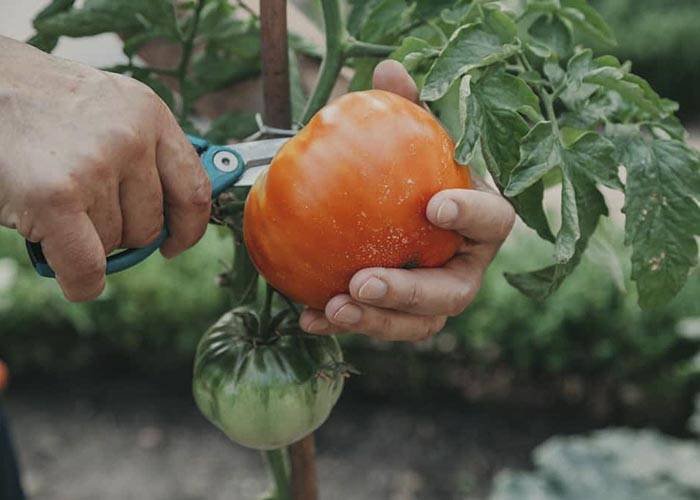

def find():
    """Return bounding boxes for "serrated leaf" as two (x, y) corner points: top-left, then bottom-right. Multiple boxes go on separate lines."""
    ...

(507, 121), (618, 262)
(613, 135), (700, 309)
(413, 0), (454, 21)
(421, 24), (519, 101)
(360, 0), (413, 44)
(506, 171), (606, 300)
(455, 70), (553, 242)
(506, 122), (560, 196)
(34, 0), (178, 38)
(390, 36), (439, 72)
(27, 0), (76, 51)
(347, 0), (381, 37)
(27, 32), (61, 53)
(527, 14), (573, 60)
(560, 0), (616, 46)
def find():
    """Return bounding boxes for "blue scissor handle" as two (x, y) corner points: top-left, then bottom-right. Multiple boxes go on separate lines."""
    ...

(27, 136), (244, 278)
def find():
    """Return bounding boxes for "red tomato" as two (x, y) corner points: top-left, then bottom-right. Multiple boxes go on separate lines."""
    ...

(244, 90), (471, 309)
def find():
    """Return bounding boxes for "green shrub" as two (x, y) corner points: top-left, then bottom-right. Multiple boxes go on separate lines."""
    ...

(0, 228), (231, 373)
(490, 428), (700, 500)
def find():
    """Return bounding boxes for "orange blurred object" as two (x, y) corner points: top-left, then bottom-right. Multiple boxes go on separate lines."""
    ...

(0, 360), (9, 392)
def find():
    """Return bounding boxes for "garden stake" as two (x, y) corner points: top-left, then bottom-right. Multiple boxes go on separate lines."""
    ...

(260, 1), (318, 499)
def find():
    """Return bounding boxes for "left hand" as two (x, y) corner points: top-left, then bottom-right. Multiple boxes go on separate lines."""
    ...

(299, 60), (516, 342)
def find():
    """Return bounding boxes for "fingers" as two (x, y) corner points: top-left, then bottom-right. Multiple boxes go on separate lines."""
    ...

(346, 257), (484, 316)
(86, 174), (122, 255)
(372, 60), (419, 104)
(304, 295), (447, 342)
(299, 308), (344, 336)
(119, 151), (164, 248)
(326, 295), (447, 342)
(154, 109), (211, 258)
(426, 189), (516, 244)
(40, 211), (107, 302)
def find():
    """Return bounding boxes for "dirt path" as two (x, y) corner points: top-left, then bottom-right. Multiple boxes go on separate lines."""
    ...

(4, 377), (595, 500)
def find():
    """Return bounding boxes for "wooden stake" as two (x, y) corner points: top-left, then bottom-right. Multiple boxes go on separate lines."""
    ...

(260, 0), (292, 129)
(260, 2), (318, 500)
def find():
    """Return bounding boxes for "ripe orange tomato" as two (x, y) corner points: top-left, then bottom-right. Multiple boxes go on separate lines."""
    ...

(244, 90), (471, 309)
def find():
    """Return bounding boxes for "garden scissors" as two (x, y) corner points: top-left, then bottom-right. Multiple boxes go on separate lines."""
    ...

(26, 135), (289, 278)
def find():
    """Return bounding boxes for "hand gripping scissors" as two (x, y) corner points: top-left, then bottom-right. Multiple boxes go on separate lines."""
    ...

(26, 135), (289, 278)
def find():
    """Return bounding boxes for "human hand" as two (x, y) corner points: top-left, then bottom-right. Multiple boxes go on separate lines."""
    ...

(299, 60), (515, 341)
(0, 37), (211, 301)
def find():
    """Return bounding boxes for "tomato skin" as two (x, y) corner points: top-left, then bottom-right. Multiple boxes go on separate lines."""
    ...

(193, 311), (344, 450)
(244, 90), (471, 309)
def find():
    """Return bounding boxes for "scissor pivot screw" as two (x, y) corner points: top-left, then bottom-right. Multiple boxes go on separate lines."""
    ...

(213, 150), (240, 173)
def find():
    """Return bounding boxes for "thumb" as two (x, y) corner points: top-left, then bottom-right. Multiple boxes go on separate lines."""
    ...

(372, 60), (419, 104)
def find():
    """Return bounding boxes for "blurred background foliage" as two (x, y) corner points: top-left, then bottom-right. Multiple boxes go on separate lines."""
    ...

(588, 0), (700, 120)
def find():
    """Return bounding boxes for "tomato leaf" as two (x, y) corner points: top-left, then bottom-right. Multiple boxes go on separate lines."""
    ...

(505, 172), (607, 300)
(612, 134), (700, 309)
(507, 121), (619, 262)
(33, 0), (178, 38)
(361, 0), (414, 44)
(347, 0), (382, 37)
(527, 14), (573, 60)
(560, 0), (617, 46)
(454, 70), (553, 242)
(421, 23), (520, 101)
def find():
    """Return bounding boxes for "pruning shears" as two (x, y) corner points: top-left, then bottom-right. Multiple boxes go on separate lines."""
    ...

(26, 135), (290, 278)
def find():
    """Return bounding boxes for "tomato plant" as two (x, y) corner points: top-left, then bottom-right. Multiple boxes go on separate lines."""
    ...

(28, 0), (699, 498)
(245, 89), (471, 309)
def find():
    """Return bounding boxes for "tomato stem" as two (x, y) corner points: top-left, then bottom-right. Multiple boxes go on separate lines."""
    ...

(259, 283), (275, 340)
(263, 448), (292, 500)
(300, 0), (346, 124)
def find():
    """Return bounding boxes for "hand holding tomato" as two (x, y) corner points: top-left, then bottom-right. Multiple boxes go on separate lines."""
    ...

(298, 61), (516, 342)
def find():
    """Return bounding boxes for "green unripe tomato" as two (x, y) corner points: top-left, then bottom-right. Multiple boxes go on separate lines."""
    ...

(193, 310), (345, 450)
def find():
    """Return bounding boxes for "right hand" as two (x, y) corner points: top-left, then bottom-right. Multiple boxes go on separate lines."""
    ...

(0, 36), (211, 301)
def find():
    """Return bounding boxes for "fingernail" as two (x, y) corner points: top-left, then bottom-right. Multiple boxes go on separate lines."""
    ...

(332, 303), (362, 325)
(436, 199), (458, 226)
(305, 318), (330, 332)
(358, 277), (388, 300)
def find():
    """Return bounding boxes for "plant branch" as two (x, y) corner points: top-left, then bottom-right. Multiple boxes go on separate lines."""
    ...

(263, 449), (292, 500)
(344, 39), (397, 58)
(518, 54), (560, 134)
(177, 0), (205, 120)
(300, 0), (346, 124)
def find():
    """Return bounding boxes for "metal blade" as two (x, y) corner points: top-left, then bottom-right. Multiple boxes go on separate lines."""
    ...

(234, 164), (269, 187)
(231, 137), (290, 168)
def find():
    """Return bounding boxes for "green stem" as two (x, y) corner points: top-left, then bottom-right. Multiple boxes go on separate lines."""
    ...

(177, 0), (205, 120)
(259, 283), (275, 340)
(263, 448), (292, 500)
(344, 39), (397, 58)
(300, 0), (346, 124)
(518, 54), (560, 135)
(228, 232), (258, 306)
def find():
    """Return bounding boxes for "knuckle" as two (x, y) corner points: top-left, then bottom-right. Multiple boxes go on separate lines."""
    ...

(30, 179), (80, 211)
(127, 223), (163, 248)
(188, 176), (213, 211)
(400, 281), (422, 310)
(372, 314), (394, 339)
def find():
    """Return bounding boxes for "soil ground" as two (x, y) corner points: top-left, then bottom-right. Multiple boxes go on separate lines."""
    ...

(4, 375), (596, 500)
